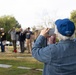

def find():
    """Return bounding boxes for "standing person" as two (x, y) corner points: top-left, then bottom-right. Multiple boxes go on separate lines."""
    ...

(17, 28), (25, 53)
(8, 27), (17, 53)
(0, 28), (6, 52)
(32, 18), (76, 75)
(34, 30), (40, 42)
(26, 27), (33, 53)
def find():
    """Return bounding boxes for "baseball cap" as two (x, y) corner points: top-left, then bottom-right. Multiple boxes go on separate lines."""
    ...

(55, 18), (75, 37)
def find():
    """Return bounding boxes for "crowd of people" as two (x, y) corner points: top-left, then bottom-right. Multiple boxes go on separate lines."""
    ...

(0, 27), (39, 53)
(0, 24), (58, 54)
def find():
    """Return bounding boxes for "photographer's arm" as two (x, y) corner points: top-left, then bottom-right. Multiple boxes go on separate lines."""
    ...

(32, 28), (55, 63)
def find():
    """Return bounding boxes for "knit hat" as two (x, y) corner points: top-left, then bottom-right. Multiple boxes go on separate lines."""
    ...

(55, 18), (75, 37)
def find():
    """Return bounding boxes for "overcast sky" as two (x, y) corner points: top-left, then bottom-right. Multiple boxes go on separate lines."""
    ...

(0, 0), (76, 29)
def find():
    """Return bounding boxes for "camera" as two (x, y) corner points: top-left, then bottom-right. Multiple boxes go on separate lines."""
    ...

(47, 28), (55, 36)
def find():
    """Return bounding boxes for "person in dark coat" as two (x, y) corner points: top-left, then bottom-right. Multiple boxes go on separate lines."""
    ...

(0, 28), (6, 52)
(17, 28), (26, 53)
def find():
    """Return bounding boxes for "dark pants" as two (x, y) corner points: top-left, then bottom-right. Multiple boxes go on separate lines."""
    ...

(20, 41), (24, 53)
(1, 41), (5, 52)
(12, 40), (16, 50)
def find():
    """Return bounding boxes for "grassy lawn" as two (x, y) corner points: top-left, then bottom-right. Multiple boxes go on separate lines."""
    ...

(0, 46), (43, 75)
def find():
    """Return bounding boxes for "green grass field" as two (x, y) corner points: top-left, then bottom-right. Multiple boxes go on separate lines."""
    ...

(0, 46), (43, 75)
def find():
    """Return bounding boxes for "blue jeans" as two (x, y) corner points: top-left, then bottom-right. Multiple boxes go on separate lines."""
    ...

(1, 41), (5, 52)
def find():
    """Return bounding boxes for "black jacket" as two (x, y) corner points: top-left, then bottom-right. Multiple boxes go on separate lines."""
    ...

(0, 32), (6, 41)
(16, 31), (25, 41)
